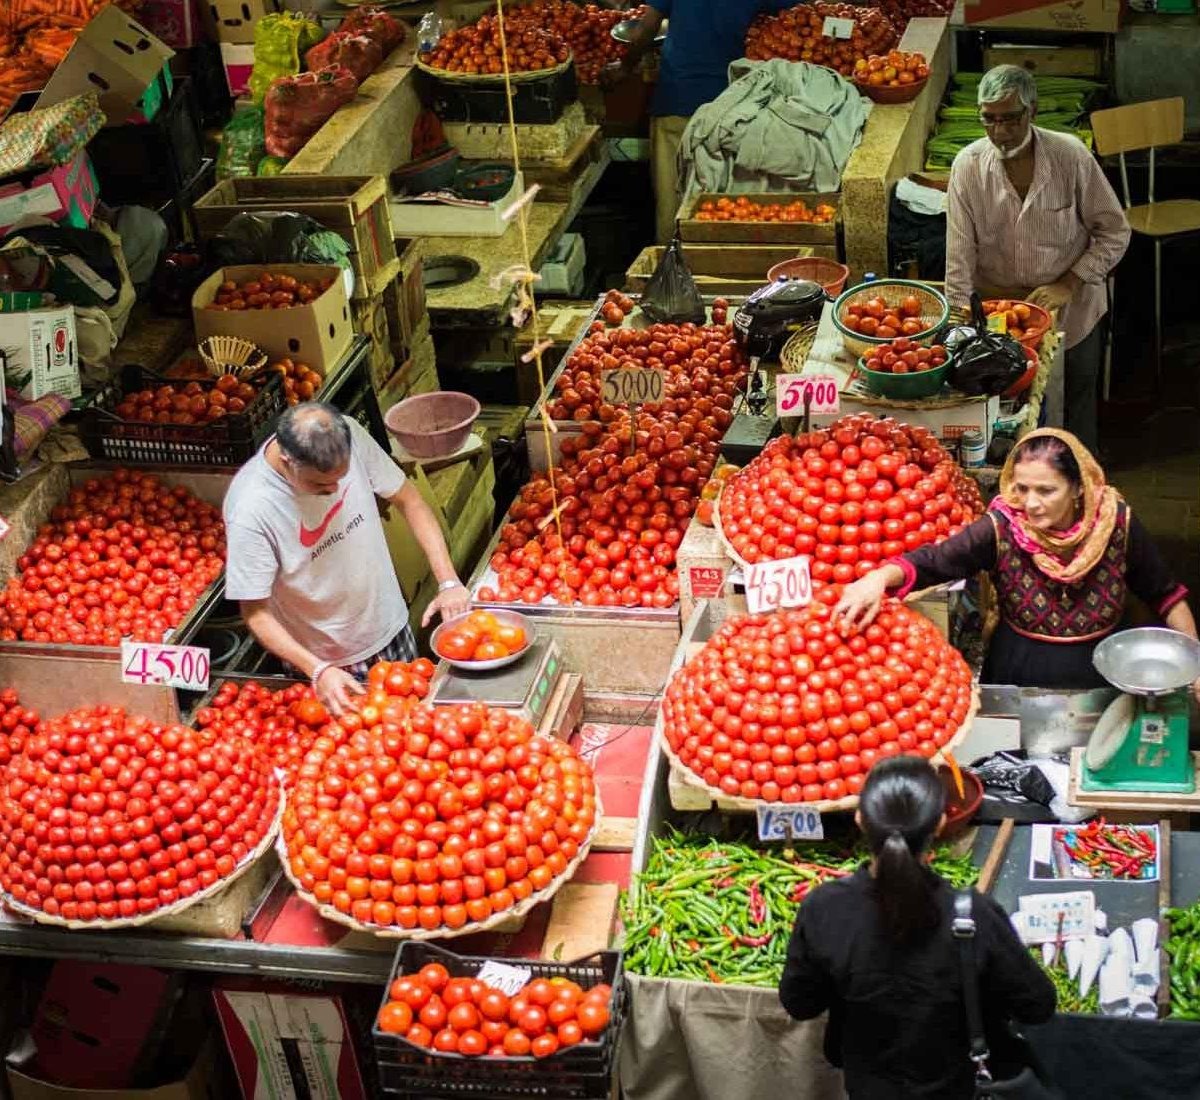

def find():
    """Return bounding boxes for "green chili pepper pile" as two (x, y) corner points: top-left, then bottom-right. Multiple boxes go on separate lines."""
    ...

(621, 828), (980, 986)
(1031, 949), (1099, 1015)
(1165, 899), (1200, 1019)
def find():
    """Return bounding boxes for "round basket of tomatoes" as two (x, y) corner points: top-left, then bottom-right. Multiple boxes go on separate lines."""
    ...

(374, 940), (623, 1079)
(856, 336), (952, 399)
(832, 280), (948, 359)
(853, 50), (929, 103)
(981, 299), (1052, 350)
(0, 706), (283, 929)
(278, 668), (601, 939)
(660, 599), (978, 809)
(433, 609), (534, 671)
(714, 414), (983, 574)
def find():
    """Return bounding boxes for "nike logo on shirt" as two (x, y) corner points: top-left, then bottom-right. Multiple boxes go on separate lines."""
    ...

(298, 486), (349, 548)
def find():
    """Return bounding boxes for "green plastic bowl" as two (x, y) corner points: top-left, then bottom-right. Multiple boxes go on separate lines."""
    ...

(856, 354), (953, 399)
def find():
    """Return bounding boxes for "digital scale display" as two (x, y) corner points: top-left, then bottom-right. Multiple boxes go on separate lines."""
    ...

(431, 637), (562, 727)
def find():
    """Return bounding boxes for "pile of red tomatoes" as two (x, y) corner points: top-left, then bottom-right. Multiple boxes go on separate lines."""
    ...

(0, 469), (226, 646)
(745, 2), (897, 76)
(378, 960), (613, 1058)
(504, 1), (645, 84)
(0, 705), (281, 922)
(718, 414), (983, 578)
(543, 320), (746, 425)
(419, 13), (569, 74)
(662, 601), (973, 804)
(0, 690), (41, 768)
(281, 663), (598, 934)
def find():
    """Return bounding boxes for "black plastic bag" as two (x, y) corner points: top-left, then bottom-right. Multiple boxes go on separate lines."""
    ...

(206, 211), (350, 268)
(640, 236), (705, 325)
(946, 293), (1028, 397)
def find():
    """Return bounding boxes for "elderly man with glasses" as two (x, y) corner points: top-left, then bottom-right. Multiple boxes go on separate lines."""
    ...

(945, 64), (1130, 451)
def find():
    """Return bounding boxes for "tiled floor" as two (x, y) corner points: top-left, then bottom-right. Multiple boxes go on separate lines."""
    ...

(1101, 323), (1200, 601)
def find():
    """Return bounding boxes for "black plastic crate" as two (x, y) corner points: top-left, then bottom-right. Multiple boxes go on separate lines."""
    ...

(373, 941), (624, 1099)
(413, 63), (577, 124)
(80, 365), (285, 467)
(89, 77), (205, 203)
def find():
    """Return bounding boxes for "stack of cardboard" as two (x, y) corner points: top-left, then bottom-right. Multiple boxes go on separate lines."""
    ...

(374, 238), (439, 412)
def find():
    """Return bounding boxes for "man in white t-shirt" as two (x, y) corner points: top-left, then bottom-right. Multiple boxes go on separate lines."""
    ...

(223, 402), (470, 714)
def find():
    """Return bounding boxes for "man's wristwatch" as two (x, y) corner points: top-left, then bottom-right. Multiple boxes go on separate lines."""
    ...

(438, 579), (466, 593)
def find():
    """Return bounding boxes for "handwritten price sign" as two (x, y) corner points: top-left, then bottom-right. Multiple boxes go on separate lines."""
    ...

(776, 374), (840, 417)
(601, 368), (665, 406)
(744, 554), (812, 615)
(121, 642), (210, 691)
(821, 15), (855, 37)
(1017, 891), (1095, 945)
(757, 805), (824, 842)
(475, 961), (532, 997)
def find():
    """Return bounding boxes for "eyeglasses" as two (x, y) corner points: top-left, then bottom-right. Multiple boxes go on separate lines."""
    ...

(979, 108), (1027, 128)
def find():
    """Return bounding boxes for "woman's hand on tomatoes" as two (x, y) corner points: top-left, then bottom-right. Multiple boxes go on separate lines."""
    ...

(834, 568), (891, 630)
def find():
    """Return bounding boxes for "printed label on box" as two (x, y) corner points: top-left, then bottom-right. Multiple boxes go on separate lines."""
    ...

(688, 565), (727, 600)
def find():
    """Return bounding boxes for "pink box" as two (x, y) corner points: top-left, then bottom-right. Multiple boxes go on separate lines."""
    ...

(139, 0), (201, 48)
(0, 151), (98, 236)
(220, 42), (255, 98)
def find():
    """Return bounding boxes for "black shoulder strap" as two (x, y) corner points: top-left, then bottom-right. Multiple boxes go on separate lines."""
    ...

(954, 891), (992, 1071)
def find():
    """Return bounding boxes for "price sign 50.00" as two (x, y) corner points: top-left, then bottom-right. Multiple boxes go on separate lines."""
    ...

(601, 367), (665, 406)
(776, 373), (840, 417)
(744, 554), (813, 616)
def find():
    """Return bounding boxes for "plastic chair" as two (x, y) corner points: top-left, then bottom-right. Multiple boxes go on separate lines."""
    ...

(1090, 97), (1200, 386)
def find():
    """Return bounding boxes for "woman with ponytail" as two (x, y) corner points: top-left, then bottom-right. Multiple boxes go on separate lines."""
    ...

(779, 757), (1055, 1098)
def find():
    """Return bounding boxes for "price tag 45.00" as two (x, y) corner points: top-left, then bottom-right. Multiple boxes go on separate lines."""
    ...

(121, 642), (211, 691)
(776, 374), (840, 418)
(744, 554), (812, 616)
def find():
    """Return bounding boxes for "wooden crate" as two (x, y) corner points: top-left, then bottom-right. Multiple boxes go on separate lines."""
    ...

(191, 175), (400, 300)
(982, 43), (1103, 78)
(350, 293), (395, 391)
(677, 191), (841, 247)
(521, 126), (604, 203)
(442, 101), (587, 162)
(625, 243), (829, 297)
(392, 237), (427, 350)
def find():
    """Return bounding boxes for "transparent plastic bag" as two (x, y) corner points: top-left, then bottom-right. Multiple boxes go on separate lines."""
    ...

(207, 212), (351, 270)
(640, 236), (705, 325)
(216, 108), (267, 180)
(417, 11), (444, 54)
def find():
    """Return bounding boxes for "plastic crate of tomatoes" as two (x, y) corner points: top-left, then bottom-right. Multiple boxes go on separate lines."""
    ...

(372, 941), (625, 1099)
(80, 364), (286, 468)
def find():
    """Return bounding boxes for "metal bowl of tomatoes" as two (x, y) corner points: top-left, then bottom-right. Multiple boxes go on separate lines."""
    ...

(432, 608), (536, 672)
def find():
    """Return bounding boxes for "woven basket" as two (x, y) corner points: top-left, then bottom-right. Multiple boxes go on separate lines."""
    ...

(198, 335), (268, 378)
(831, 280), (948, 359)
(778, 323), (821, 374)
(415, 55), (572, 85)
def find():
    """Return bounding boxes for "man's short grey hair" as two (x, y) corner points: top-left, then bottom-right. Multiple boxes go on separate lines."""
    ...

(977, 64), (1037, 111)
(275, 402), (352, 472)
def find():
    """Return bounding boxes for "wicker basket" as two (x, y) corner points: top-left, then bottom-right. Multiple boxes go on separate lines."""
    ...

(198, 335), (267, 378)
(832, 279), (948, 359)
(415, 55), (572, 85)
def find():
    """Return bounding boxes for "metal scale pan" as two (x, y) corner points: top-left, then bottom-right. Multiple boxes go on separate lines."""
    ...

(1093, 627), (1200, 697)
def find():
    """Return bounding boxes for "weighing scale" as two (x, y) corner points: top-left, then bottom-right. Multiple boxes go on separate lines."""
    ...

(1081, 628), (1200, 794)
(430, 636), (563, 726)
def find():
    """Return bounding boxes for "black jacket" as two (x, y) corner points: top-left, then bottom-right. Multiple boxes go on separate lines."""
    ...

(779, 868), (1056, 1099)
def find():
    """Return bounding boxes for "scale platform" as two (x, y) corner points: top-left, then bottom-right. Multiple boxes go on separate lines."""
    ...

(430, 637), (562, 727)
(1070, 748), (1200, 814)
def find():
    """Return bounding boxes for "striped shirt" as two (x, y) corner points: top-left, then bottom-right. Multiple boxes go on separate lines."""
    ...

(945, 127), (1130, 350)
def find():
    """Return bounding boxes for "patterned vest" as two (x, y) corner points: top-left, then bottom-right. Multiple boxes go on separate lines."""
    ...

(994, 504), (1128, 643)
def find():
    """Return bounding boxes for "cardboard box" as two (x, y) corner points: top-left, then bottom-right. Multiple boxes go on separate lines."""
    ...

(28, 963), (182, 1090)
(212, 986), (366, 1100)
(0, 306), (80, 400)
(192, 265), (353, 373)
(219, 42), (255, 98)
(7, 1039), (214, 1100)
(830, 392), (1002, 449)
(35, 7), (174, 127)
(205, 0), (282, 43)
(127, 67), (174, 124)
(0, 151), (98, 236)
(958, 0), (1121, 32)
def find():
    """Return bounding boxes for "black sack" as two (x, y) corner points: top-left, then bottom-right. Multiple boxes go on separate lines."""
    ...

(640, 236), (705, 325)
(947, 293), (1028, 397)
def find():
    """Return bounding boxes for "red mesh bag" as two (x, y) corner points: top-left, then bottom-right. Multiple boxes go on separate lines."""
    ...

(263, 65), (358, 158)
(338, 6), (405, 54)
(304, 31), (383, 87)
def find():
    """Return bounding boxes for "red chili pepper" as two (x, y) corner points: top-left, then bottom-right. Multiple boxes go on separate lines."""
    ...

(737, 932), (773, 948)
(748, 881), (767, 926)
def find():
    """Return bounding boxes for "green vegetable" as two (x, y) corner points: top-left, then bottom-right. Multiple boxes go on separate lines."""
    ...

(621, 828), (980, 987)
(1033, 949), (1099, 1015)
(1166, 900), (1200, 1019)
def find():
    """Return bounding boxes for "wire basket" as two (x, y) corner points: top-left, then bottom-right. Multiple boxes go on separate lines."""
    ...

(198, 334), (268, 377)
(831, 280), (948, 359)
(373, 940), (625, 1099)
(80, 366), (285, 467)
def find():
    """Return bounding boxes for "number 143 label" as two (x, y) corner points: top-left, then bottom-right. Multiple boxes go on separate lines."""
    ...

(121, 642), (211, 691)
